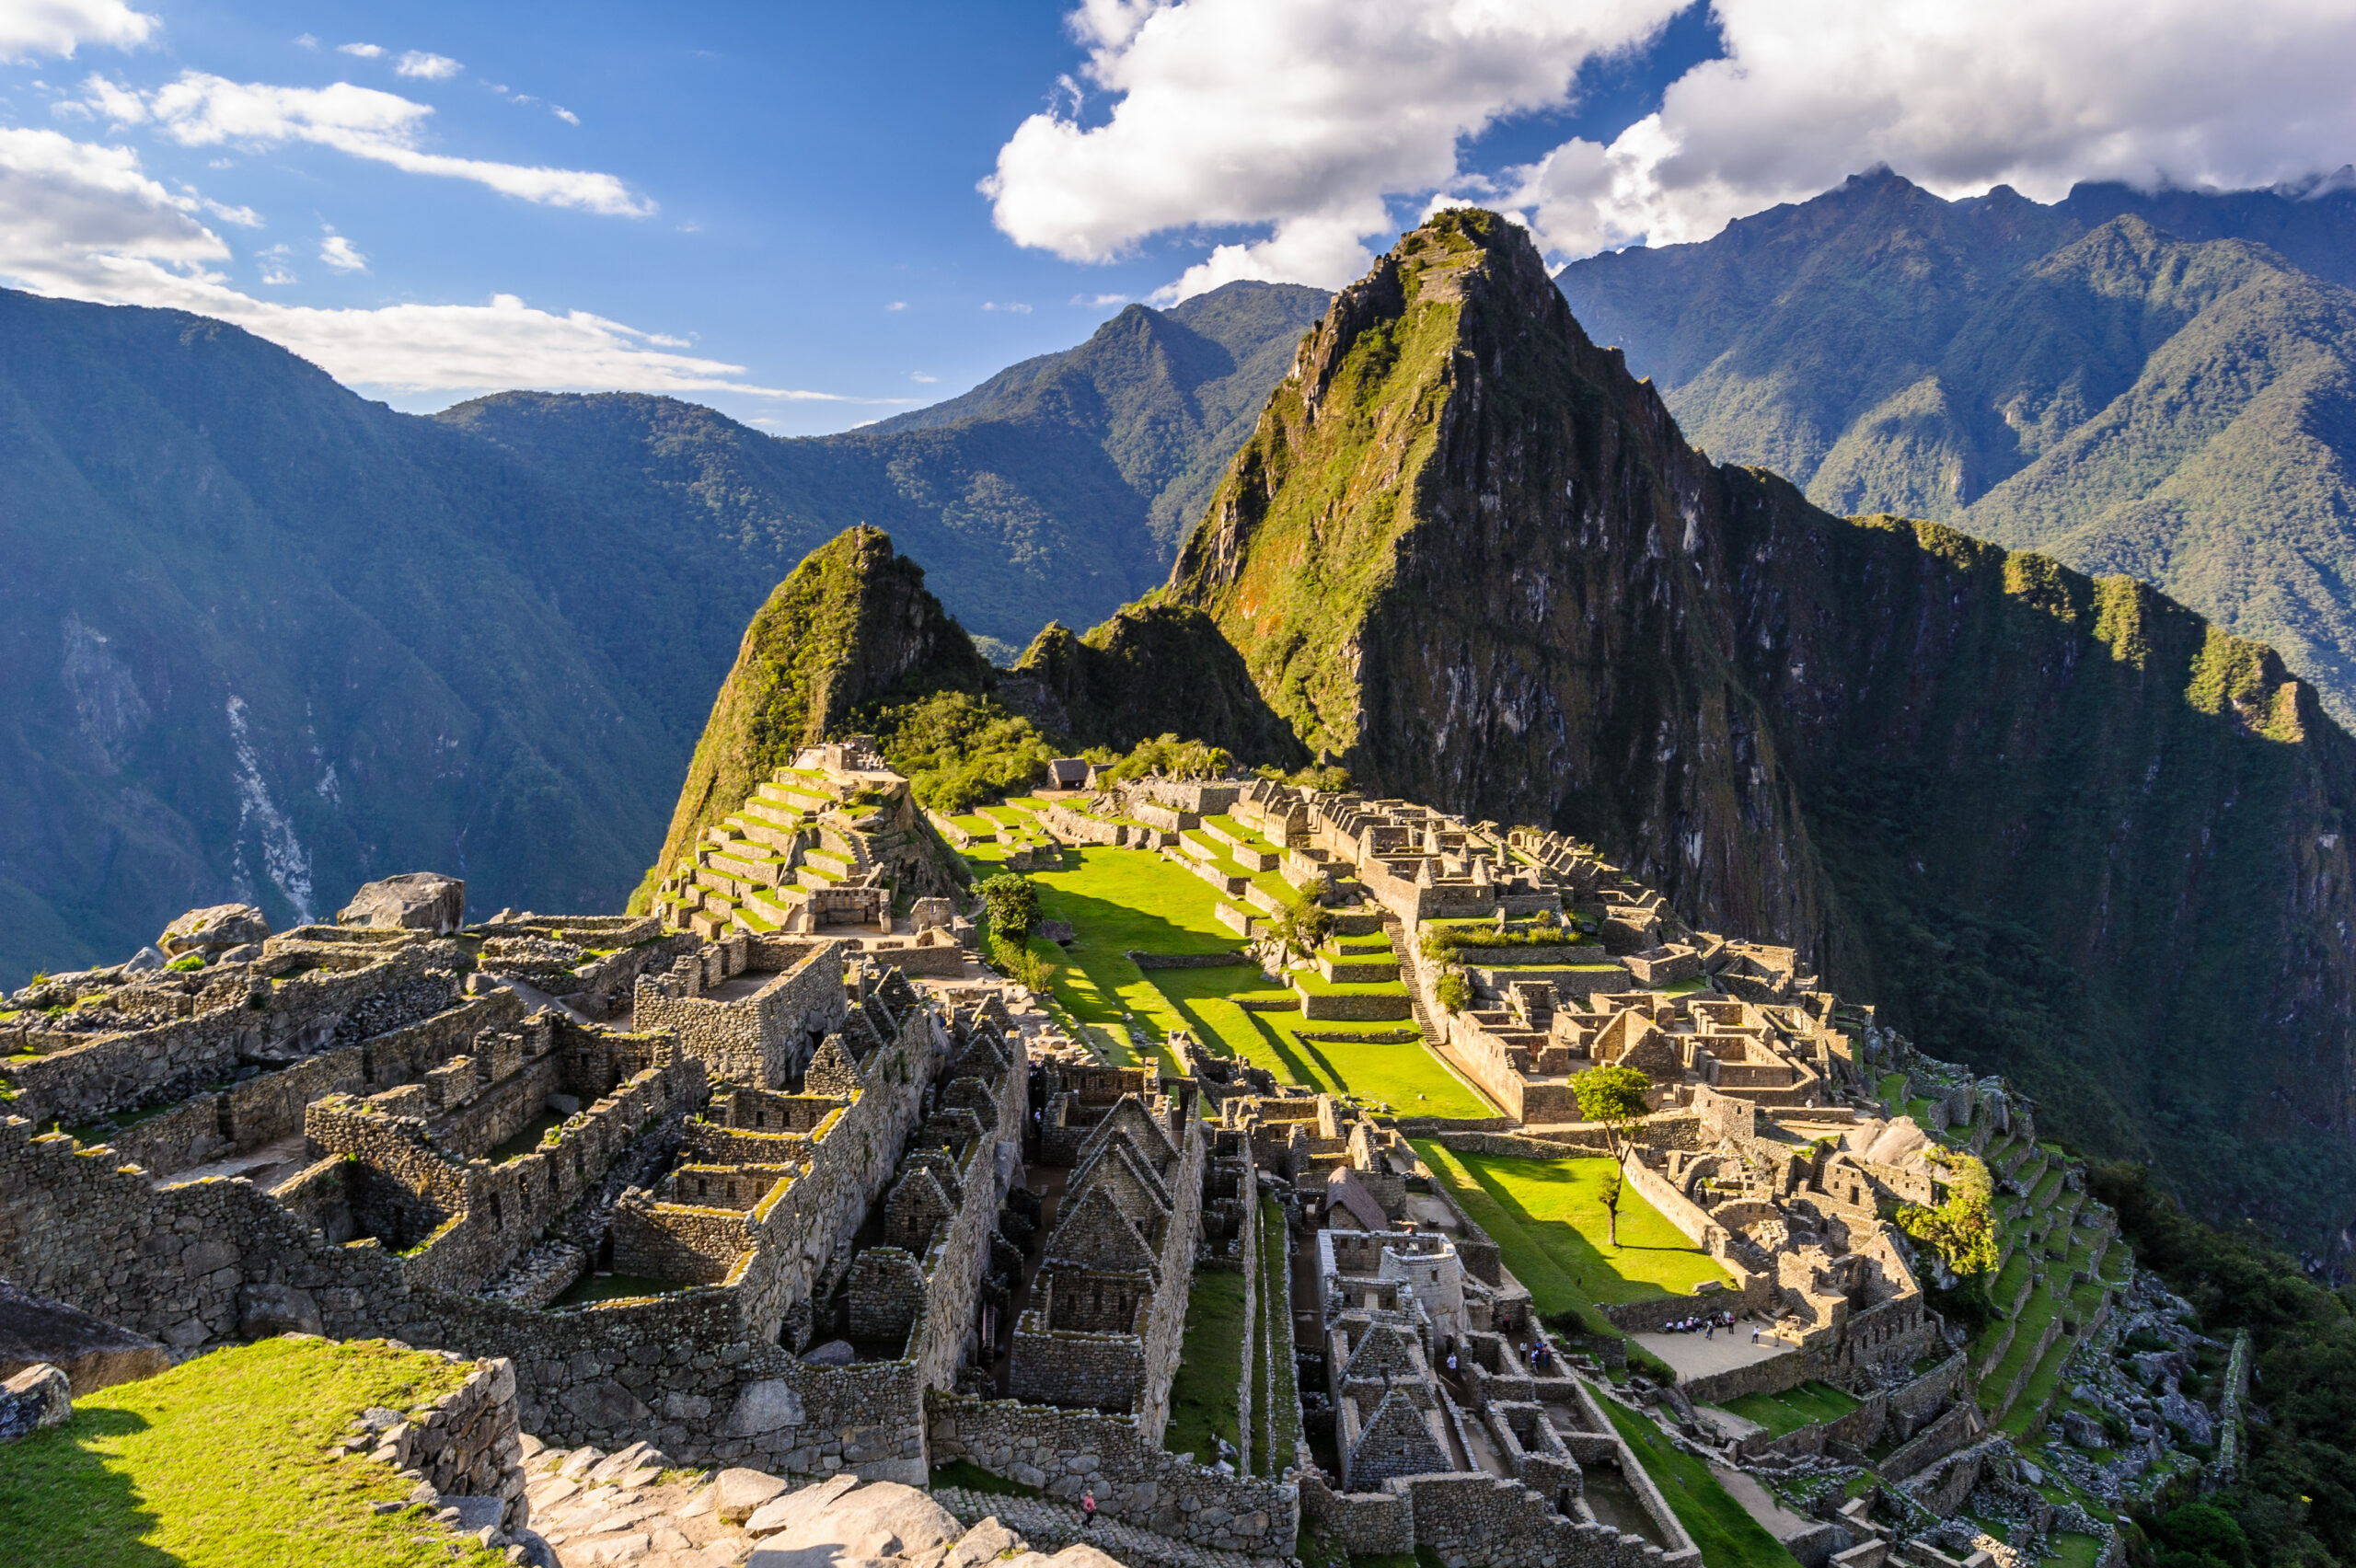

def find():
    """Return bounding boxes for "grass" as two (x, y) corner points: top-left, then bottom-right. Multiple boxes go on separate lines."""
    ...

(0, 1336), (506, 1568)
(1717, 1381), (1860, 1437)
(485, 1109), (564, 1163)
(1165, 1268), (1248, 1466)
(1151, 964), (1491, 1115)
(968, 839), (1491, 1112)
(1255, 1195), (1300, 1477)
(551, 1272), (691, 1307)
(1603, 1398), (1804, 1568)
(1415, 1142), (1733, 1306)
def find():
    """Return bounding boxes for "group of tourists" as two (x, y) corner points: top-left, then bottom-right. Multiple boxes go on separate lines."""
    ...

(1664, 1310), (1745, 1340)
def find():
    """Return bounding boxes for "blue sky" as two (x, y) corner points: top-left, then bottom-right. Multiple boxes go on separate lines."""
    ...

(1, 0), (2346, 434)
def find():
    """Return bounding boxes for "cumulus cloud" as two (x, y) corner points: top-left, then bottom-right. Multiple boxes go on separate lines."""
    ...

(0, 0), (154, 61)
(0, 125), (835, 398)
(86, 70), (654, 214)
(318, 229), (365, 271)
(991, 0), (2356, 295)
(335, 41), (382, 59)
(395, 51), (461, 81)
(984, 0), (1686, 294)
(1507, 0), (2356, 255)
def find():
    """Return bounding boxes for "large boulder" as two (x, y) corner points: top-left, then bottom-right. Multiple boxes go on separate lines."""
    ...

(159, 903), (271, 958)
(338, 873), (465, 934)
(746, 1480), (962, 1558)
(0, 1364), (70, 1441)
(237, 1283), (324, 1340)
(0, 1281), (170, 1394)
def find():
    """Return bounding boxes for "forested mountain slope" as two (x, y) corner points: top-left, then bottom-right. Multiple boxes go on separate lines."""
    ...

(1558, 169), (2356, 721)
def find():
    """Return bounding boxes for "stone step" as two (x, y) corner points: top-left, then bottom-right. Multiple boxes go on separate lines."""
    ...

(929, 1486), (1287, 1568)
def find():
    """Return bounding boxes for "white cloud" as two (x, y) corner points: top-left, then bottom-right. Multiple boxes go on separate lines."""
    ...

(336, 42), (382, 59)
(1508, 0), (2356, 255)
(98, 70), (654, 214)
(980, 300), (1032, 313)
(909, 371), (937, 382)
(984, 0), (1687, 295)
(395, 51), (461, 81)
(884, 300), (907, 310)
(318, 229), (365, 271)
(294, 33), (317, 50)
(991, 0), (2356, 295)
(77, 70), (146, 122)
(0, 124), (839, 399)
(551, 106), (578, 125)
(0, 0), (155, 62)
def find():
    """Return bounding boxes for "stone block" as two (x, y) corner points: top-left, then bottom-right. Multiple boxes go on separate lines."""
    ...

(0, 1281), (171, 1394)
(339, 872), (466, 934)
(0, 1364), (71, 1441)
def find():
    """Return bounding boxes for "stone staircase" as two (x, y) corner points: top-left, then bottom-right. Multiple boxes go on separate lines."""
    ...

(929, 1487), (1288, 1568)
(651, 767), (897, 939)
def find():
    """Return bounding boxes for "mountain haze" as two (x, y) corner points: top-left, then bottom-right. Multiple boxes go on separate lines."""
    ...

(0, 282), (1322, 980)
(1559, 168), (2356, 721)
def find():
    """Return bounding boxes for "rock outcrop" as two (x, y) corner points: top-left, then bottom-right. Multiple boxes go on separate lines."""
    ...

(339, 873), (466, 934)
(0, 1281), (170, 1394)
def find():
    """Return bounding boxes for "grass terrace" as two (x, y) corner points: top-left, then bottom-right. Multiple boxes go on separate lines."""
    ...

(1415, 1143), (1732, 1309)
(1603, 1399), (1803, 1568)
(1715, 1381), (1860, 1437)
(0, 1336), (507, 1568)
(1253, 1194), (1301, 1477)
(1164, 1267), (1248, 1466)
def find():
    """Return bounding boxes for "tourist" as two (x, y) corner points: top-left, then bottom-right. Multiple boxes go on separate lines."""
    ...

(1081, 1489), (1097, 1530)
(1750, 1325), (1761, 1345)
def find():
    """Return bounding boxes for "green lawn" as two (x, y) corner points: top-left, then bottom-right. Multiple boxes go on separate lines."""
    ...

(1165, 1268), (1248, 1466)
(1716, 1381), (1860, 1436)
(1149, 964), (1492, 1115)
(1602, 1399), (1803, 1568)
(1415, 1142), (1732, 1307)
(968, 840), (1491, 1111)
(0, 1337), (507, 1568)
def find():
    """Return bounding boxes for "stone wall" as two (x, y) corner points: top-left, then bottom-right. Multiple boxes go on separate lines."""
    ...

(4, 944), (463, 1124)
(366, 1346), (532, 1532)
(631, 938), (846, 1090)
(926, 1389), (1297, 1556)
(1380, 1470), (1701, 1568)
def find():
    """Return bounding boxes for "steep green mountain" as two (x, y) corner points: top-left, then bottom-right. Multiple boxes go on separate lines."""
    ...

(1118, 209), (2356, 1242)
(640, 525), (989, 903)
(0, 282), (1322, 982)
(1557, 169), (2356, 721)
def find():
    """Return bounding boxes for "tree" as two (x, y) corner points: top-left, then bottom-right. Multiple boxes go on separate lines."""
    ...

(1573, 1065), (1653, 1246)
(1272, 883), (1333, 962)
(976, 873), (1039, 941)
(1896, 1150), (1999, 1281)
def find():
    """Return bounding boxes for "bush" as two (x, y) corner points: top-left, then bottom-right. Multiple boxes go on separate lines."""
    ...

(1273, 886), (1333, 960)
(976, 873), (1039, 941)
(164, 952), (205, 973)
(1419, 925), (1580, 961)
(1896, 1150), (1998, 1279)
(1434, 969), (1472, 1012)
(987, 934), (1054, 993)
(1099, 732), (1231, 783)
(863, 690), (1054, 814)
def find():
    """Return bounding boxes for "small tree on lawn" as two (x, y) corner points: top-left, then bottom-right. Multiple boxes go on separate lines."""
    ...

(1273, 882), (1333, 963)
(976, 873), (1039, 943)
(1574, 1064), (1653, 1247)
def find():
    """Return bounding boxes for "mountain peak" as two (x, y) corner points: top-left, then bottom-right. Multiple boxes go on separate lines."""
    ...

(633, 525), (987, 906)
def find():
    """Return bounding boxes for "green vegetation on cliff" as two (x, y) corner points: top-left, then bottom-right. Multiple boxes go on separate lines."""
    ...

(1559, 169), (2356, 723)
(636, 526), (987, 905)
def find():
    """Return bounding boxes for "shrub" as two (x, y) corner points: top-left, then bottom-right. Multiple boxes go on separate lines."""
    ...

(1099, 732), (1231, 783)
(976, 874), (1039, 941)
(862, 690), (1054, 814)
(1272, 886), (1333, 961)
(1896, 1150), (1998, 1280)
(165, 952), (205, 973)
(1419, 925), (1579, 961)
(1434, 969), (1472, 1012)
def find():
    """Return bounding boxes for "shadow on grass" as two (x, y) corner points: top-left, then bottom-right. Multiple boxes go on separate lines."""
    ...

(1457, 1157), (1692, 1306)
(0, 1406), (179, 1568)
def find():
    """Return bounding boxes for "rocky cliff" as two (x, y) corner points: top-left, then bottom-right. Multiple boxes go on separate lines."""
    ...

(636, 527), (988, 906)
(1158, 211), (2356, 1239)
